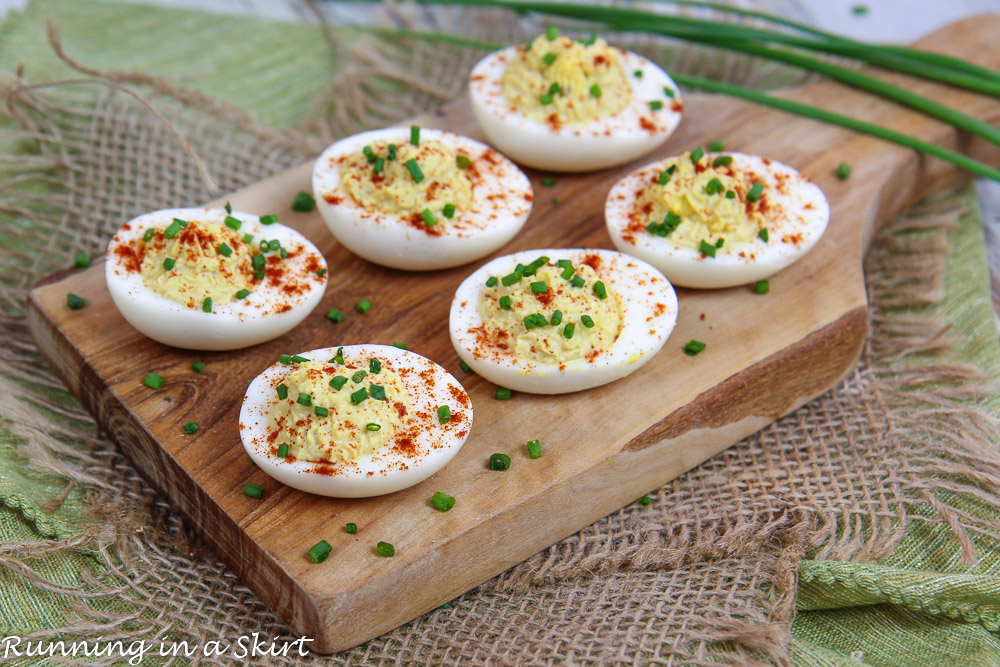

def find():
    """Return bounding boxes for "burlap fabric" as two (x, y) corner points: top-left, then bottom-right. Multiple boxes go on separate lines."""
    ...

(3, 2), (1000, 665)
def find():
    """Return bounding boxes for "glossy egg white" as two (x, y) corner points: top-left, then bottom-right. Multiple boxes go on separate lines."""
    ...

(605, 152), (830, 288)
(239, 345), (473, 498)
(105, 207), (327, 350)
(312, 127), (533, 271)
(468, 45), (682, 172)
(449, 249), (678, 394)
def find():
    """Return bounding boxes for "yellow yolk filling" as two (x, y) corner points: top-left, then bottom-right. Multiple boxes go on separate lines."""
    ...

(267, 360), (411, 464)
(478, 261), (623, 364)
(501, 34), (631, 125)
(140, 220), (255, 307)
(339, 140), (473, 221)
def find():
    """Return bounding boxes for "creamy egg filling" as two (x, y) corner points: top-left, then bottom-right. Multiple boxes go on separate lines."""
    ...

(637, 151), (766, 251)
(339, 139), (473, 224)
(267, 359), (412, 464)
(139, 219), (255, 307)
(501, 33), (631, 126)
(478, 258), (623, 364)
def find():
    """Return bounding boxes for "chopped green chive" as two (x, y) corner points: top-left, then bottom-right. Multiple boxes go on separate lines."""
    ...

(705, 178), (725, 195)
(351, 388), (368, 405)
(459, 360), (472, 373)
(142, 229), (156, 243)
(363, 145), (376, 163)
(405, 159), (424, 183)
(224, 215), (242, 230)
(297, 392), (312, 407)
(634, 69), (643, 78)
(410, 125), (420, 146)
(523, 313), (547, 330)
(590, 83), (602, 98)
(387, 144), (397, 161)
(242, 233), (254, 244)
(366, 423), (381, 431)
(431, 491), (456, 512)
(182, 422), (199, 434)
(663, 87), (675, 98)
(754, 280), (771, 294)
(244, 483), (264, 499)
(581, 315), (595, 328)
(456, 155), (472, 169)
(546, 26), (558, 40)
(746, 182), (765, 203)
(726, 190), (737, 199)
(530, 281), (547, 294)
(352, 370), (367, 383)
(164, 221), (183, 239)
(437, 405), (451, 424)
(489, 453), (511, 471)
(290, 355), (309, 364)
(501, 271), (522, 286)
(541, 177), (556, 187)
(556, 259), (573, 269)
(550, 310), (563, 326)
(235, 288), (250, 299)
(278, 444), (289, 458)
(759, 228), (770, 242)
(224, 201), (232, 215)
(658, 169), (672, 186)
(329, 376), (348, 391)
(202, 297), (213, 312)
(356, 299), (371, 314)
(308, 540), (332, 563)
(443, 203), (456, 219)
(370, 384), (387, 400)
(713, 156), (733, 168)
(649, 100), (663, 111)
(217, 243), (233, 257)
(292, 191), (316, 212)
(852, 4), (868, 16)
(699, 240), (717, 257)
(543, 52), (557, 66)
(346, 523), (358, 534)
(499, 295), (512, 310)
(276, 384), (288, 400)
(526, 439), (542, 459)
(684, 340), (707, 356)
(373, 157), (385, 174)
(715, 238), (725, 248)
(690, 146), (705, 163)
(279, 354), (293, 365)
(73, 251), (90, 268)
(570, 275), (586, 288)
(190, 361), (205, 373)
(369, 358), (381, 374)
(593, 281), (607, 299)
(326, 308), (344, 323)
(495, 387), (512, 400)
(548, 82), (561, 96)
(162, 257), (176, 271)
(540, 93), (553, 105)
(708, 140), (726, 152)
(421, 208), (437, 227)
(391, 342), (407, 350)
(376, 541), (395, 557)
(333, 347), (345, 364)
(247, 454), (255, 467)
(836, 162), (853, 180)
(485, 276), (498, 287)
(253, 253), (266, 268)
(314, 406), (329, 417)
(639, 495), (652, 506)
(560, 265), (575, 280)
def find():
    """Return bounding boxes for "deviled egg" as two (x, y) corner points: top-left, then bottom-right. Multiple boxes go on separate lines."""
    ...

(469, 30), (683, 172)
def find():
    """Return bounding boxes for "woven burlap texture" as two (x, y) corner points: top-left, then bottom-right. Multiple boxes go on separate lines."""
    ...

(3, 15), (1000, 667)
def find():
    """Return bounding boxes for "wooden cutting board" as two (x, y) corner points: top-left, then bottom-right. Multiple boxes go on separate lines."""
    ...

(25, 17), (1000, 653)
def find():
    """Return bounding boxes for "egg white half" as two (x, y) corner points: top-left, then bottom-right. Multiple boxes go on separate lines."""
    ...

(239, 345), (472, 498)
(605, 152), (830, 288)
(468, 46), (683, 172)
(312, 127), (533, 271)
(449, 249), (678, 394)
(105, 207), (327, 350)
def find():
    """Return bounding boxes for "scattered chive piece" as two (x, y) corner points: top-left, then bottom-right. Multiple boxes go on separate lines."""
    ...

(726, 190), (737, 199)
(297, 392), (312, 407)
(590, 83), (602, 98)
(373, 157), (385, 174)
(560, 265), (575, 280)
(634, 69), (643, 78)
(392, 342), (408, 350)
(499, 295), (512, 310)
(182, 422), (199, 434)
(548, 82), (560, 96)
(523, 313), (547, 330)
(684, 340), (707, 356)
(759, 228), (770, 242)
(495, 387), (512, 400)
(541, 177), (556, 188)
(325, 308), (344, 323)
(699, 240), (717, 258)
(852, 4), (868, 15)
(279, 354), (293, 365)
(253, 253), (266, 268)
(164, 221), (183, 239)
(663, 87), (675, 98)
(316, 269), (327, 278)
(280, 248), (287, 259)
(639, 495), (652, 506)
(540, 93), (553, 105)
(163, 257), (176, 271)
(581, 315), (595, 328)
(746, 182), (765, 203)
(530, 281), (548, 294)
(556, 259), (572, 269)
(190, 361), (205, 373)
(224, 215), (242, 230)
(443, 203), (456, 219)
(501, 271), (522, 286)
(224, 201), (233, 215)
(217, 242), (233, 257)
(485, 276), (498, 287)
(658, 169), (672, 186)
(351, 387), (368, 405)
(543, 52), (557, 66)
(437, 405), (451, 424)
(716, 238), (725, 248)
(570, 275), (585, 288)
(333, 347), (345, 364)
(346, 523), (358, 534)
(405, 158), (424, 183)
(142, 229), (156, 243)
(308, 540), (332, 563)
(836, 162), (853, 180)
(593, 281), (607, 299)
(387, 144), (397, 161)
(314, 406), (329, 417)
(459, 360), (472, 373)
(546, 26), (558, 40)
(366, 423), (381, 432)
(246, 454), (256, 466)
(754, 279), (771, 294)
(649, 100), (663, 111)
(202, 297), (212, 313)
(244, 483), (264, 499)
(563, 322), (576, 339)
(550, 310), (563, 326)
(292, 191), (316, 212)
(370, 384), (387, 400)
(277, 384), (288, 400)
(431, 491), (456, 512)
(709, 140), (726, 152)
(330, 376), (348, 391)
(369, 358), (382, 374)
(713, 156), (733, 168)
(356, 298), (372, 314)
(526, 439), (542, 459)
(352, 370), (367, 383)
(290, 355), (309, 363)
(410, 125), (420, 146)
(690, 146), (705, 163)
(235, 289), (250, 299)
(421, 208), (437, 227)
(363, 145), (376, 163)
(376, 542), (395, 557)
(278, 444), (289, 458)
(456, 155), (472, 169)
(242, 233), (254, 244)
(488, 453), (511, 471)
(73, 252), (90, 268)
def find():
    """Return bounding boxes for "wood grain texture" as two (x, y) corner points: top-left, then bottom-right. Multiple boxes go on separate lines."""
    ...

(25, 17), (1000, 652)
